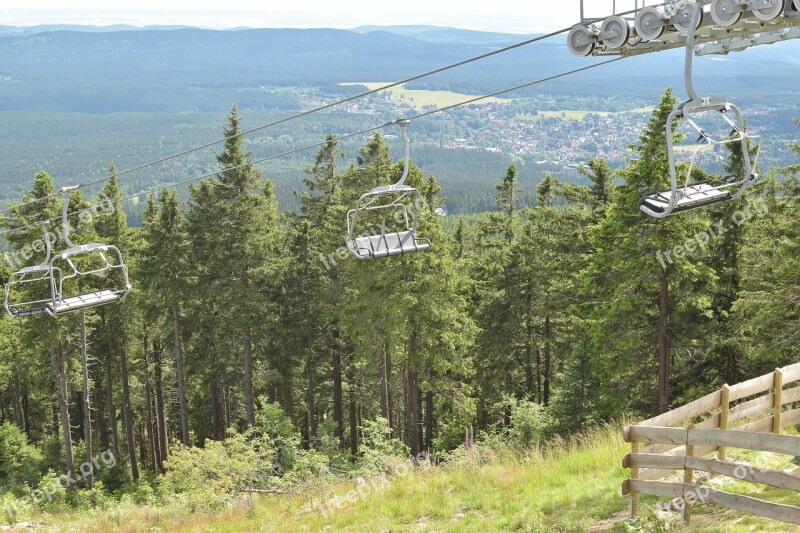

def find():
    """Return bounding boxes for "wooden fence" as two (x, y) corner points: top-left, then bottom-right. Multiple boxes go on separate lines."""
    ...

(622, 362), (800, 525)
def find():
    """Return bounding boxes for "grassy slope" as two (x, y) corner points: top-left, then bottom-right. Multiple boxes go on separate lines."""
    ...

(169, 428), (628, 532)
(25, 426), (800, 532)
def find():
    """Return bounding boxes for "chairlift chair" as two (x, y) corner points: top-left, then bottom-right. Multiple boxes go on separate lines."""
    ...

(46, 187), (131, 315)
(4, 223), (55, 318)
(345, 120), (432, 259)
(638, 1), (761, 218)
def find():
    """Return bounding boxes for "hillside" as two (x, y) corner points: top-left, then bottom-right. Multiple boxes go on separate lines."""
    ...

(12, 426), (799, 532)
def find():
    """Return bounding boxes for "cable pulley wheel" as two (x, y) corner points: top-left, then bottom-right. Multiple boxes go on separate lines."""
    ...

(710, 0), (743, 27)
(567, 25), (595, 56)
(752, 0), (785, 21)
(600, 16), (630, 49)
(673, 4), (704, 33)
(635, 7), (667, 41)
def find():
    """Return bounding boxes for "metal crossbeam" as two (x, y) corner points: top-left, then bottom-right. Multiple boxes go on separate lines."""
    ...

(571, 0), (800, 57)
(695, 25), (800, 53)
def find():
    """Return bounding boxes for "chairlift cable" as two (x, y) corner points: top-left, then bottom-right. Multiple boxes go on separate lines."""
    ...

(0, 57), (628, 237)
(407, 58), (623, 121)
(0, 3), (662, 218)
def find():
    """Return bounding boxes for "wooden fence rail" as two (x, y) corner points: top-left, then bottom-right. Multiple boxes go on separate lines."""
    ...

(622, 363), (800, 525)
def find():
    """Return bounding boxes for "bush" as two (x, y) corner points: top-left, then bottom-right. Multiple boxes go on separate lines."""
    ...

(358, 417), (409, 474)
(33, 470), (68, 513)
(508, 400), (550, 449)
(159, 430), (276, 511)
(67, 480), (110, 511)
(254, 399), (301, 475)
(1, 492), (32, 525)
(0, 423), (42, 489)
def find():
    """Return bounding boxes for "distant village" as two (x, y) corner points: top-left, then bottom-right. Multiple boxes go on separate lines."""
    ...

(298, 87), (792, 174)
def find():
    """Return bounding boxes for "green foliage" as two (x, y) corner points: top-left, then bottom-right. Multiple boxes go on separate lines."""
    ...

(358, 417), (409, 473)
(0, 423), (42, 490)
(1, 92), (798, 532)
(507, 400), (550, 449)
(160, 431), (276, 510)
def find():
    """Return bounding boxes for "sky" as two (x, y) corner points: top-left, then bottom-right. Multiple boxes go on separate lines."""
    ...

(0, 1), (651, 33)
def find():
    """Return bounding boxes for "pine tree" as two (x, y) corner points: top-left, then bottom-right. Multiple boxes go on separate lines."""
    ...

(586, 88), (716, 415)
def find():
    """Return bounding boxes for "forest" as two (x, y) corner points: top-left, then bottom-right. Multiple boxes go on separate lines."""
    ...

(0, 88), (797, 523)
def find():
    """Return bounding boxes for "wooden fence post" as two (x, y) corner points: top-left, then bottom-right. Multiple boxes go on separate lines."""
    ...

(683, 424), (695, 525)
(630, 440), (640, 517)
(719, 384), (730, 461)
(773, 368), (783, 435)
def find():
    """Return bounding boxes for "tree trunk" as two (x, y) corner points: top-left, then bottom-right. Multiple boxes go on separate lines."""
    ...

(172, 304), (190, 445)
(243, 330), (255, 428)
(535, 347), (542, 404)
(332, 339), (344, 447)
(212, 372), (225, 441)
(378, 341), (389, 421)
(385, 343), (393, 436)
(543, 316), (552, 407)
(658, 270), (670, 414)
(95, 371), (109, 452)
(524, 295), (535, 400)
(349, 387), (358, 456)
(104, 344), (120, 461)
(73, 390), (84, 446)
(80, 311), (93, 489)
(406, 368), (420, 457)
(21, 387), (30, 437)
(524, 344), (535, 401)
(154, 340), (169, 464)
(143, 332), (159, 473)
(120, 347), (139, 481)
(305, 327), (317, 448)
(424, 389), (434, 452)
(137, 422), (147, 469)
(51, 320), (75, 490)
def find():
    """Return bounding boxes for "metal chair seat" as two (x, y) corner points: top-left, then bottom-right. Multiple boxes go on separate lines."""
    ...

(638, 182), (733, 215)
(348, 230), (432, 259)
(345, 119), (432, 259)
(45, 289), (122, 316)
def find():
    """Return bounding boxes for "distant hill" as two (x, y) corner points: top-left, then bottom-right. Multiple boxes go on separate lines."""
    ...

(1, 25), (797, 111)
(0, 24), (195, 35)
(0, 23), (797, 214)
(352, 25), (533, 45)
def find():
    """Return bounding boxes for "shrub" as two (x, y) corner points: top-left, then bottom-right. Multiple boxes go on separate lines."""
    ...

(160, 430), (276, 511)
(33, 470), (68, 513)
(508, 400), (550, 449)
(358, 417), (409, 474)
(1, 492), (32, 525)
(254, 399), (301, 475)
(0, 423), (42, 489)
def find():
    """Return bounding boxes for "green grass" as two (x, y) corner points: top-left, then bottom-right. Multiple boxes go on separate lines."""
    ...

(116, 426), (630, 532)
(342, 82), (508, 109)
(16, 426), (800, 532)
